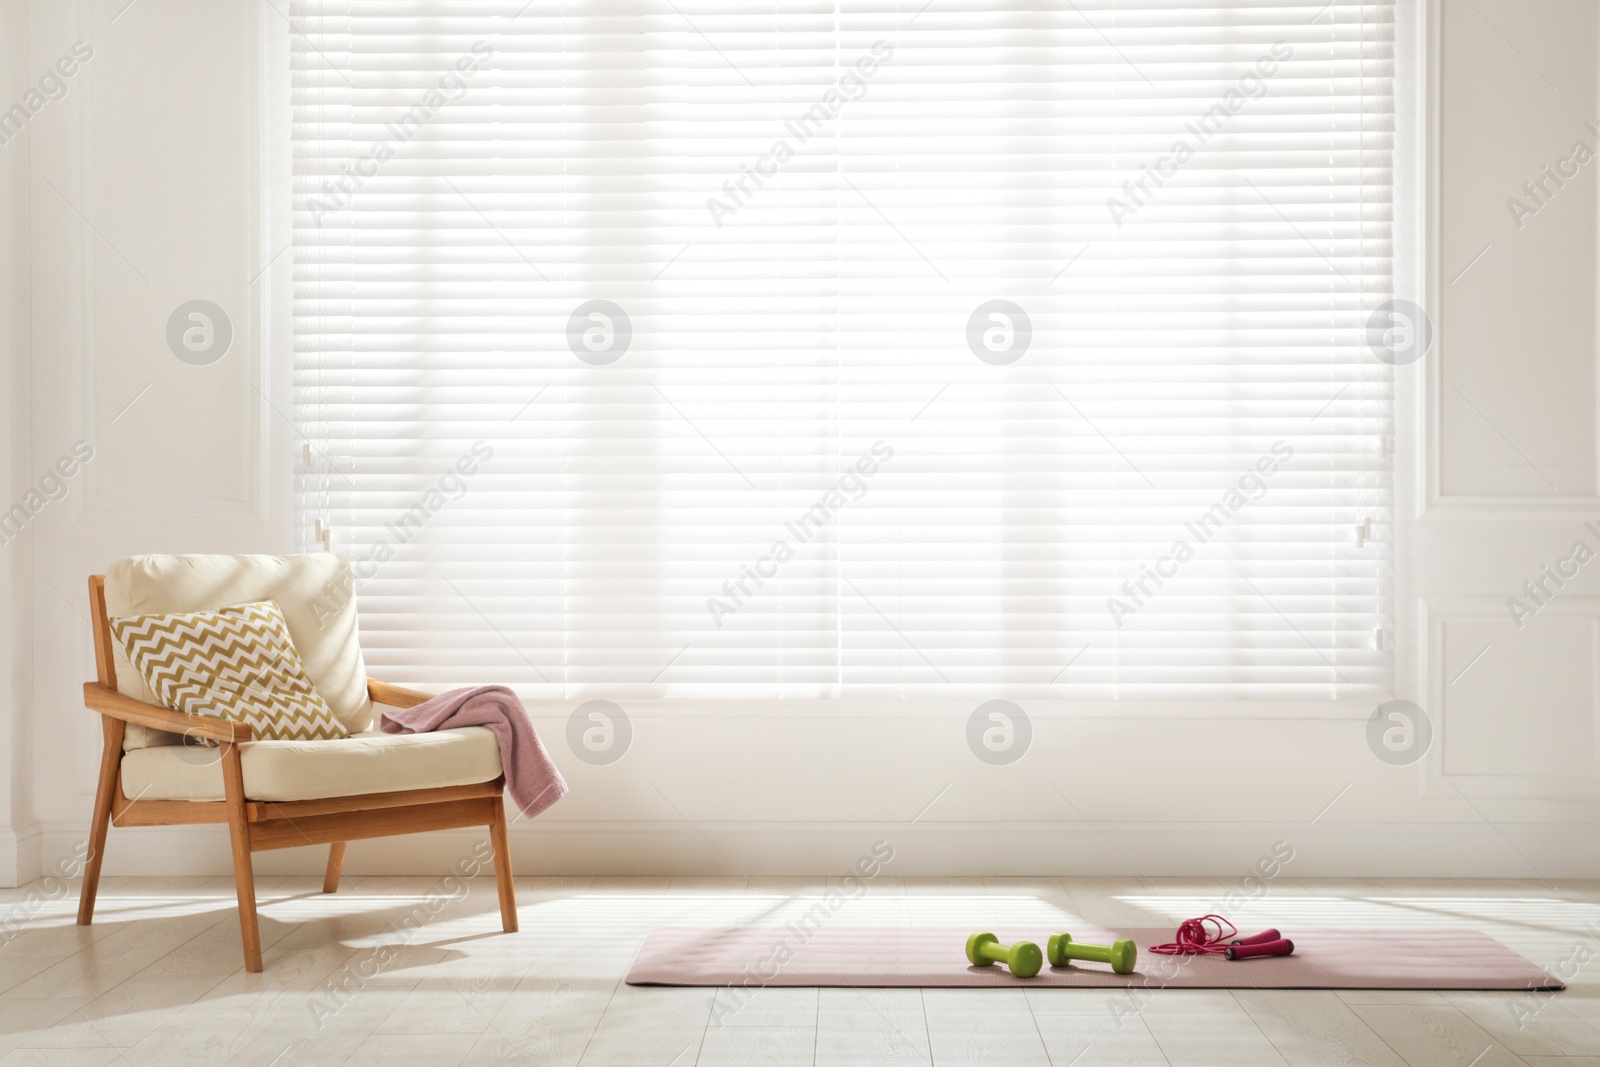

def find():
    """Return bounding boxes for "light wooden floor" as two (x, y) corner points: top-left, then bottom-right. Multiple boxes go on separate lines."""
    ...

(1, 874), (1597, 1066)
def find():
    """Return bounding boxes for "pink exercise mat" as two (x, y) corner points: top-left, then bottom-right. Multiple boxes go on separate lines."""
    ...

(625, 926), (1563, 990)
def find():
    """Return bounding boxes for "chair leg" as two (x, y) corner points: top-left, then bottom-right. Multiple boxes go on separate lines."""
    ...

(323, 842), (347, 894)
(221, 742), (263, 972)
(488, 794), (518, 933)
(76, 717), (124, 926)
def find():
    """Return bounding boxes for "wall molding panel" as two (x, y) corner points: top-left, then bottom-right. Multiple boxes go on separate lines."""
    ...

(1423, 597), (1600, 800)
(72, 0), (270, 524)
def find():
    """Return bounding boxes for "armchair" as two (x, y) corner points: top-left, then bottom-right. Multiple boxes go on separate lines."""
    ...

(75, 554), (518, 972)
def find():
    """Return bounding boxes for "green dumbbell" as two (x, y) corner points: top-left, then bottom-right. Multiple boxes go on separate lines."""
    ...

(965, 932), (1044, 978)
(1046, 933), (1137, 975)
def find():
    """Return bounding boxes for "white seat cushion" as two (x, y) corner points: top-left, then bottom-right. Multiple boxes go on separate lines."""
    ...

(119, 726), (502, 802)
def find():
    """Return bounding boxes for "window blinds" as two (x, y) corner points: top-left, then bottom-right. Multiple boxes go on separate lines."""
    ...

(291, 0), (1396, 701)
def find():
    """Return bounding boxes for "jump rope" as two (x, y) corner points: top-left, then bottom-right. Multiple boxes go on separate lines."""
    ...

(1148, 914), (1295, 960)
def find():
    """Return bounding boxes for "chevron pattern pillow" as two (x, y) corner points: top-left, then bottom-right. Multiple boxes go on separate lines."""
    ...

(110, 600), (349, 742)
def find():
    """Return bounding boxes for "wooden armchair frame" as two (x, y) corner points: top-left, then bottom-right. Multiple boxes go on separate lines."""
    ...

(75, 575), (518, 972)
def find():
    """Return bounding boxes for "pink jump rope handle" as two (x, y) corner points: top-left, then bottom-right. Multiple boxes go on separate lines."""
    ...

(1225, 938), (1294, 960)
(1229, 928), (1281, 947)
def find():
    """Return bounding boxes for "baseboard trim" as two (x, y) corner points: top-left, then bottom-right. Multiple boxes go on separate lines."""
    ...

(0, 821), (42, 888)
(29, 819), (1600, 881)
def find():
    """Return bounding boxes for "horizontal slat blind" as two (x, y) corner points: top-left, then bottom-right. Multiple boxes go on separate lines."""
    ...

(291, 0), (1395, 700)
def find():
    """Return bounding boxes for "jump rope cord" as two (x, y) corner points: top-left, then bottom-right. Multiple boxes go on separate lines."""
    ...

(1147, 914), (1238, 955)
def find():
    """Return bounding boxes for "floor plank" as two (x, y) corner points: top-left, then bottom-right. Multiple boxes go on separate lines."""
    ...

(477, 976), (615, 1067)
(574, 984), (709, 1067)
(922, 988), (1052, 1066)
(1348, 1004), (1533, 1067)
(698, 1024), (816, 1067)
(1233, 989), (1407, 1067)
(1032, 1013), (1172, 1066)
(1443, 990), (1600, 1058)
(711, 986), (819, 1028)
(1139, 990), (1290, 1067)
(0, 1051), (123, 1067)
(815, 988), (932, 1067)
(344, 1032), (474, 1067)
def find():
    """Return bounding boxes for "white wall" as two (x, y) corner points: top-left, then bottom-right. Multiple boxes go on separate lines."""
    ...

(3, 0), (295, 886)
(0, 0), (36, 885)
(4, 0), (1598, 884)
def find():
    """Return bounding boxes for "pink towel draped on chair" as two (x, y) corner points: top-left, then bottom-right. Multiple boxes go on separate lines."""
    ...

(379, 685), (569, 818)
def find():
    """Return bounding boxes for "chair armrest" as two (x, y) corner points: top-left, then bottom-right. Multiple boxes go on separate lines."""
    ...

(367, 678), (435, 710)
(82, 682), (253, 743)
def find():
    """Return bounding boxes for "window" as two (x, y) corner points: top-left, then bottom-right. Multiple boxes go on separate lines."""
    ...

(292, 0), (1396, 701)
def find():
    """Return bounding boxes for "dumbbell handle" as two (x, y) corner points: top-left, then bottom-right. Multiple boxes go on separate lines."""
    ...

(1225, 938), (1294, 960)
(977, 941), (1011, 965)
(1060, 942), (1119, 963)
(1230, 928), (1282, 946)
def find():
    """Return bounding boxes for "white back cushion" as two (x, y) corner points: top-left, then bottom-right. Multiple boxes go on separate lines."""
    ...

(104, 554), (371, 749)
